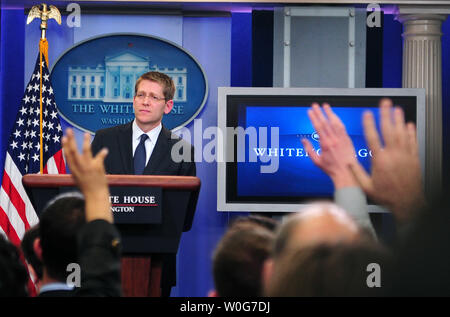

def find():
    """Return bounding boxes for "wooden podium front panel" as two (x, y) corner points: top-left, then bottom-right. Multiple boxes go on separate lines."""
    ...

(121, 256), (162, 297)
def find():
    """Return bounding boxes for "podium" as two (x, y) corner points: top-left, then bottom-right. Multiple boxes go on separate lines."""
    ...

(22, 174), (200, 297)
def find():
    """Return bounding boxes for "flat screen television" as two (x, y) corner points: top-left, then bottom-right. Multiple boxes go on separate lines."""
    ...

(217, 87), (426, 213)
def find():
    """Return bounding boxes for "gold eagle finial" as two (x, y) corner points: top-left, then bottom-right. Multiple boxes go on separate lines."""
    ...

(27, 3), (61, 39)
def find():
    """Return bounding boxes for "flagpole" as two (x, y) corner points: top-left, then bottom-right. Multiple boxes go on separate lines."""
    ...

(39, 41), (45, 174)
(26, 3), (61, 173)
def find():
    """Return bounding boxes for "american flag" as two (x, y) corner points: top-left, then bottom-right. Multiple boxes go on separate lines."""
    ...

(0, 54), (66, 246)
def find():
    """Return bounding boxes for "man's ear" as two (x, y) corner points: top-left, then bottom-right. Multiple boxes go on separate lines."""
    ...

(208, 290), (219, 297)
(262, 258), (274, 296)
(164, 99), (174, 114)
(33, 237), (43, 261)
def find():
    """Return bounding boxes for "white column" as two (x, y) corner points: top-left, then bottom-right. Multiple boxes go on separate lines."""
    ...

(396, 13), (446, 198)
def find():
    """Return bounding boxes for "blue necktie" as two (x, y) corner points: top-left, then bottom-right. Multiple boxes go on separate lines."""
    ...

(134, 134), (149, 175)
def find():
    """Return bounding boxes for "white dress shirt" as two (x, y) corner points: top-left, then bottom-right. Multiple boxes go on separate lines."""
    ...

(132, 121), (162, 166)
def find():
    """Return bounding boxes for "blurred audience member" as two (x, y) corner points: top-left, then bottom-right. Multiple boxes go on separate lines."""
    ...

(267, 242), (392, 297)
(0, 234), (28, 297)
(209, 216), (277, 297)
(262, 202), (372, 296)
(345, 98), (450, 295)
(229, 215), (279, 232)
(349, 98), (426, 225)
(21, 225), (43, 292)
(388, 195), (450, 296)
(273, 203), (363, 256)
(36, 193), (86, 295)
(35, 129), (121, 296)
(302, 103), (376, 238)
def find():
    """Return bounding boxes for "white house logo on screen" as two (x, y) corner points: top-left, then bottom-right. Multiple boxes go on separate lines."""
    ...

(311, 132), (320, 142)
(50, 33), (208, 134)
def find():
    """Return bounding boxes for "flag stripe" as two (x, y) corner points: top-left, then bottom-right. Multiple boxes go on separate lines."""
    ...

(0, 205), (21, 246)
(45, 155), (60, 174)
(3, 154), (39, 228)
(53, 149), (66, 174)
(0, 187), (26, 242)
(1, 171), (30, 230)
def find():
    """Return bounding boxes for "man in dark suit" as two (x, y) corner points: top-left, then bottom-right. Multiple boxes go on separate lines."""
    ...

(91, 71), (196, 297)
(91, 71), (195, 177)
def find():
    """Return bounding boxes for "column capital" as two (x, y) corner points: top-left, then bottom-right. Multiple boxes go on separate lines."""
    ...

(395, 13), (446, 38)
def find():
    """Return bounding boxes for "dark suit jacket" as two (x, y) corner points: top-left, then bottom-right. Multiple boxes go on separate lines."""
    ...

(91, 122), (195, 177)
(90, 122), (196, 291)
(38, 220), (122, 297)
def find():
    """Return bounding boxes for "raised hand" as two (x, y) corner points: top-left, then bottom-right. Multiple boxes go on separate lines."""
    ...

(62, 128), (112, 223)
(302, 103), (358, 189)
(349, 98), (425, 223)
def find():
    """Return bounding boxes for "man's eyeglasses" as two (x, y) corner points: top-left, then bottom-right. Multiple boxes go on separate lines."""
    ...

(135, 92), (166, 102)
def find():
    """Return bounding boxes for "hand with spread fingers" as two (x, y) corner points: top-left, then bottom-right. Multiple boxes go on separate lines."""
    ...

(302, 103), (377, 238)
(349, 98), (426, 223)
(302, 103), (358, 189)
(62, 128), (112, 223)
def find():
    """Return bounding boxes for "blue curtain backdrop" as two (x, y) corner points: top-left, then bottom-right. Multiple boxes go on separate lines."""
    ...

(175, 16), (232, 297)
(231, 12), (252, 87)
(1, 7), (449, 297)
(0, 7), (25, 186)
(382, 14), (403, 88)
